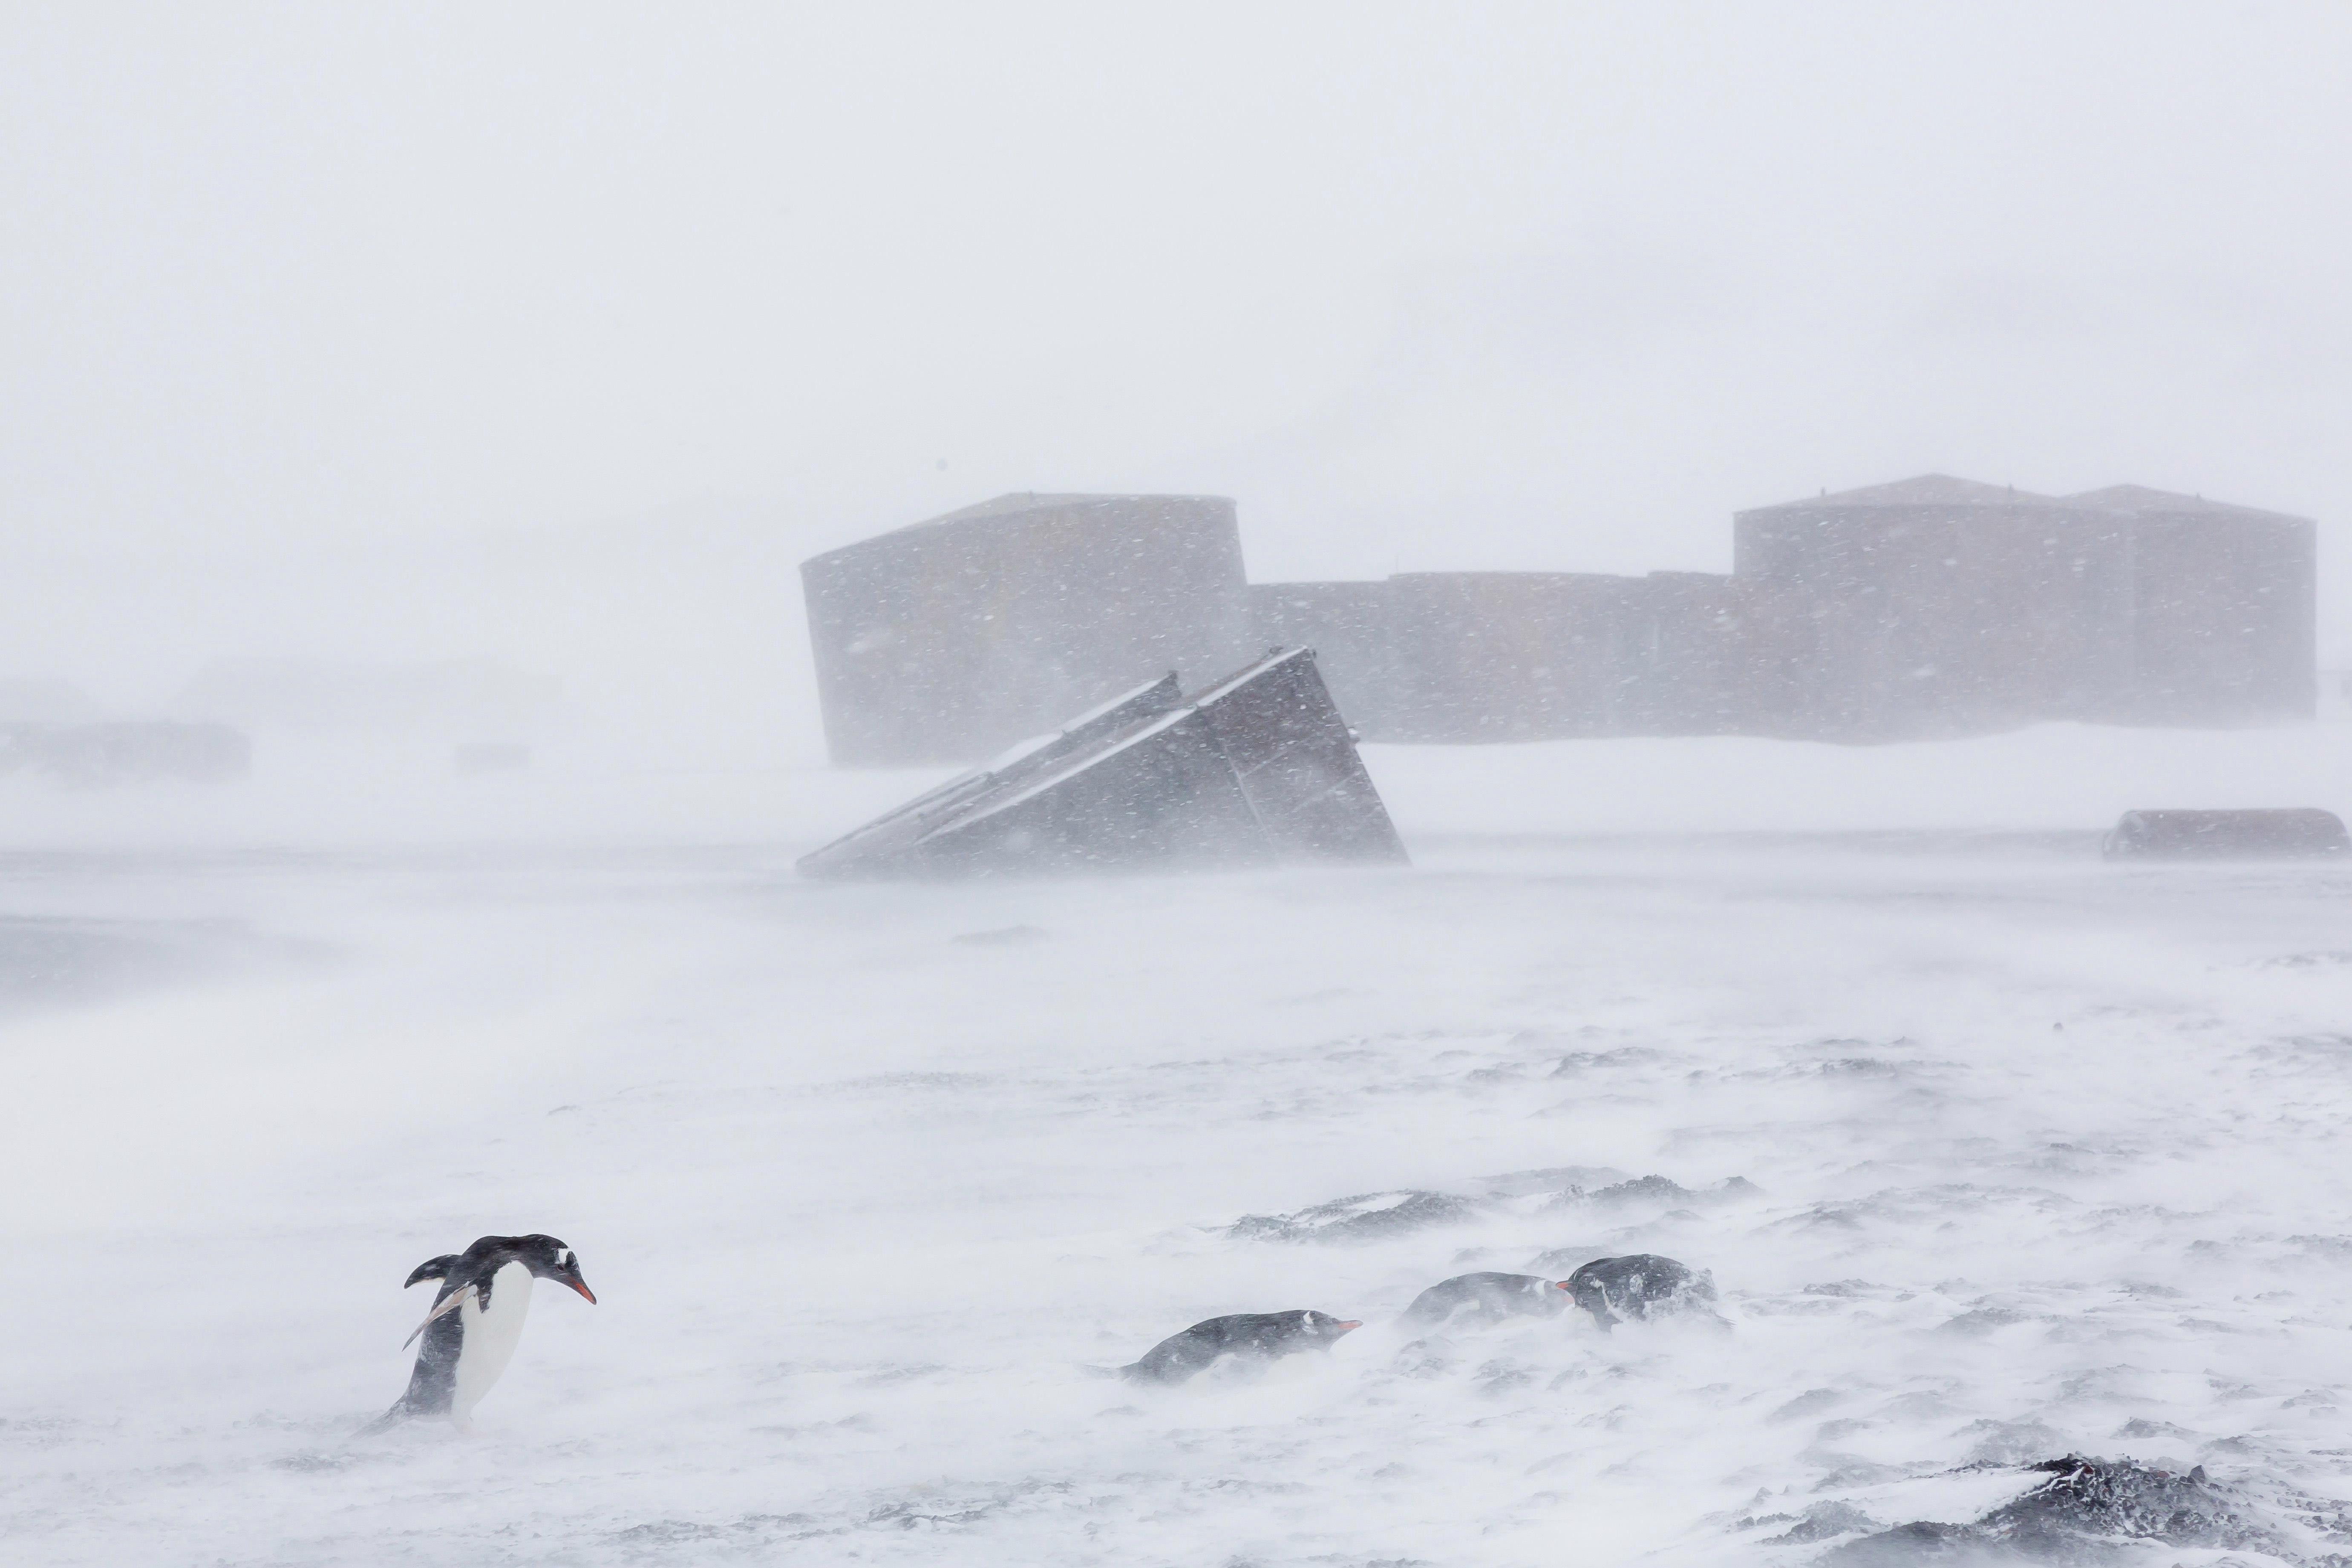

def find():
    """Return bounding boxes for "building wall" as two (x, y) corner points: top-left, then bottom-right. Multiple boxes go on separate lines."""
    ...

(1732, 501), (2141, 739)
(802, 494), (1250, 765)
(1380, 572), (1632, 742)
(1247, 581), (1397, 736)
(1252, 569), (1816, 744)
(1611, 572), (1766, 736)
(804, 478), (2315, 760)
(2121, 509), (2315, 725)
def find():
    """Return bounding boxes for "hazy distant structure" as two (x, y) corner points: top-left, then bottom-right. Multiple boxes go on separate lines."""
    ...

(802, 494), (1251, 765)
(1246, 569), (1788, 741)
(1251, 475), (2313, 744)
(1247, 572), (1759, 741)
(1733, 476), (2315, 739)
(808, 476), (2313, 759)
(171, 657), (560, 739)
(1382, 573), (1626, 741)
(0, 722), (249, 786)
(801, 648), (1406, 877)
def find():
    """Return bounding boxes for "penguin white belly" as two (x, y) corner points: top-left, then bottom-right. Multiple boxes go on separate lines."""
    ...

(450, 1260), (535, 1421)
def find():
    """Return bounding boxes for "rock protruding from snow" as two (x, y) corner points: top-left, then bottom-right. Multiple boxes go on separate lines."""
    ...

(1228, 1190), (1484, 1244)
(1819, 1456), (2294, 1564)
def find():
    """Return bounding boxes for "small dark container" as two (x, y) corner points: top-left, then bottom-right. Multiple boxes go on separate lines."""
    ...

(2102, 808), (2350, 861)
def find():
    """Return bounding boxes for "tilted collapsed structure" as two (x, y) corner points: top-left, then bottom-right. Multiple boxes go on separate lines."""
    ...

(798, 647), (1409, 878)
(802, 476), (2315, 765)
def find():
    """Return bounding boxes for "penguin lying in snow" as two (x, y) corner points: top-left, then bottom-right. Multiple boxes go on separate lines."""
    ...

(358, 1234), (595, 1435)
(1556, 1254), (1715, 1331)
(1119, 1310), (1360, 1384)
(1399, 1271), (1568, 1329)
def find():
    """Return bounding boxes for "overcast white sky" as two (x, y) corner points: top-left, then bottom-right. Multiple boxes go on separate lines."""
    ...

(3, 2), (2348, 742)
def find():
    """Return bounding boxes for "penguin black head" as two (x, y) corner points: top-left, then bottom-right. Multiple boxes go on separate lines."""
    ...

(506, 1234), (597, 1303)
(413, 1234), (596, 1303)
(1294, 1309), (1363, 1344)
(1555, 1268), (1620, 1329)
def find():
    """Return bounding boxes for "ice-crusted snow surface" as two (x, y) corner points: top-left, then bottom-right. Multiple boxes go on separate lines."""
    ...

(10, 829), (2352, 1564)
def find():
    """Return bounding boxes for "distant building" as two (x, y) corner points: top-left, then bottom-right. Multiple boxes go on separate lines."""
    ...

(806, 476), (2315, 760)
(1733, 476), (2314, 738)
(802, 494), (1252, 765)
(1247, 569), (1790, 742)
(0, 722), (249, 786)
(2067, 483), (2315, 727)
(1381, 573), (1630, 742)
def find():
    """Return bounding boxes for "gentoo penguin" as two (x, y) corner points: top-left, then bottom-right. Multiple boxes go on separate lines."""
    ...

(1120, 1310), (1360, 1384)
(1399, 1271), (1568, 1329)
(360, 1234), (594, 1433)
(1556, 1254), (1715, 1331)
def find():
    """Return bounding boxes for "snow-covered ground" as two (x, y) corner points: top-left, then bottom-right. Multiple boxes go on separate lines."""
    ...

(8, 731), (2352, 1564)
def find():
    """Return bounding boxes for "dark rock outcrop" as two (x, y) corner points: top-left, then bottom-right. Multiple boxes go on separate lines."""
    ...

(1228, 1190), (1484, 1244)
(1981, 1456), (2278, 1556)
(0, 722), (249, 786)
(1818, 1456), (2295, 1564)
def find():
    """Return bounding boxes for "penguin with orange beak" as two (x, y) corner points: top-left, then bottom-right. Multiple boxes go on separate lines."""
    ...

(360, 1234), (595, 1433)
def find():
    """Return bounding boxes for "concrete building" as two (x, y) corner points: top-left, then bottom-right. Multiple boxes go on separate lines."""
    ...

(2067, 484), (2316, 726)
(1380, 572), (1630, 742)
(807, 476), (2314, 760)
(1611, 571), (1768, 737)
(802, 494), (1251, 765)
(1733, 475), (2314, 739)
(1249, 569), (1771, 742)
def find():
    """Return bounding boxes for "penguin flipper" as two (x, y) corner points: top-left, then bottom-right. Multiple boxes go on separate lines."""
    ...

(404, 1254), (462, 1289)
(401, 1284), (476, 1349)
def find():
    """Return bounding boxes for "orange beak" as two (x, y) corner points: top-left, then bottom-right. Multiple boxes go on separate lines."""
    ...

(566, 1278), (598, 1304)
(1335, 1320), (1362, 1332)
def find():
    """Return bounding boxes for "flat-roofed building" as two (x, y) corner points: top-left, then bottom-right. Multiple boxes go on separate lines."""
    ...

(1379, 571), (1633, 742)
(2065, 484), (2315, 726)
(802, 476), (2314, 762)
(801, 493), (1251, 765)
(1733, 475), (2313, 739)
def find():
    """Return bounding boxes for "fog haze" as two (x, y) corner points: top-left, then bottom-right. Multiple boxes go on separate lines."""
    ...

(13, 12), (2352, 1567)
(6, 3), (2350, 748)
